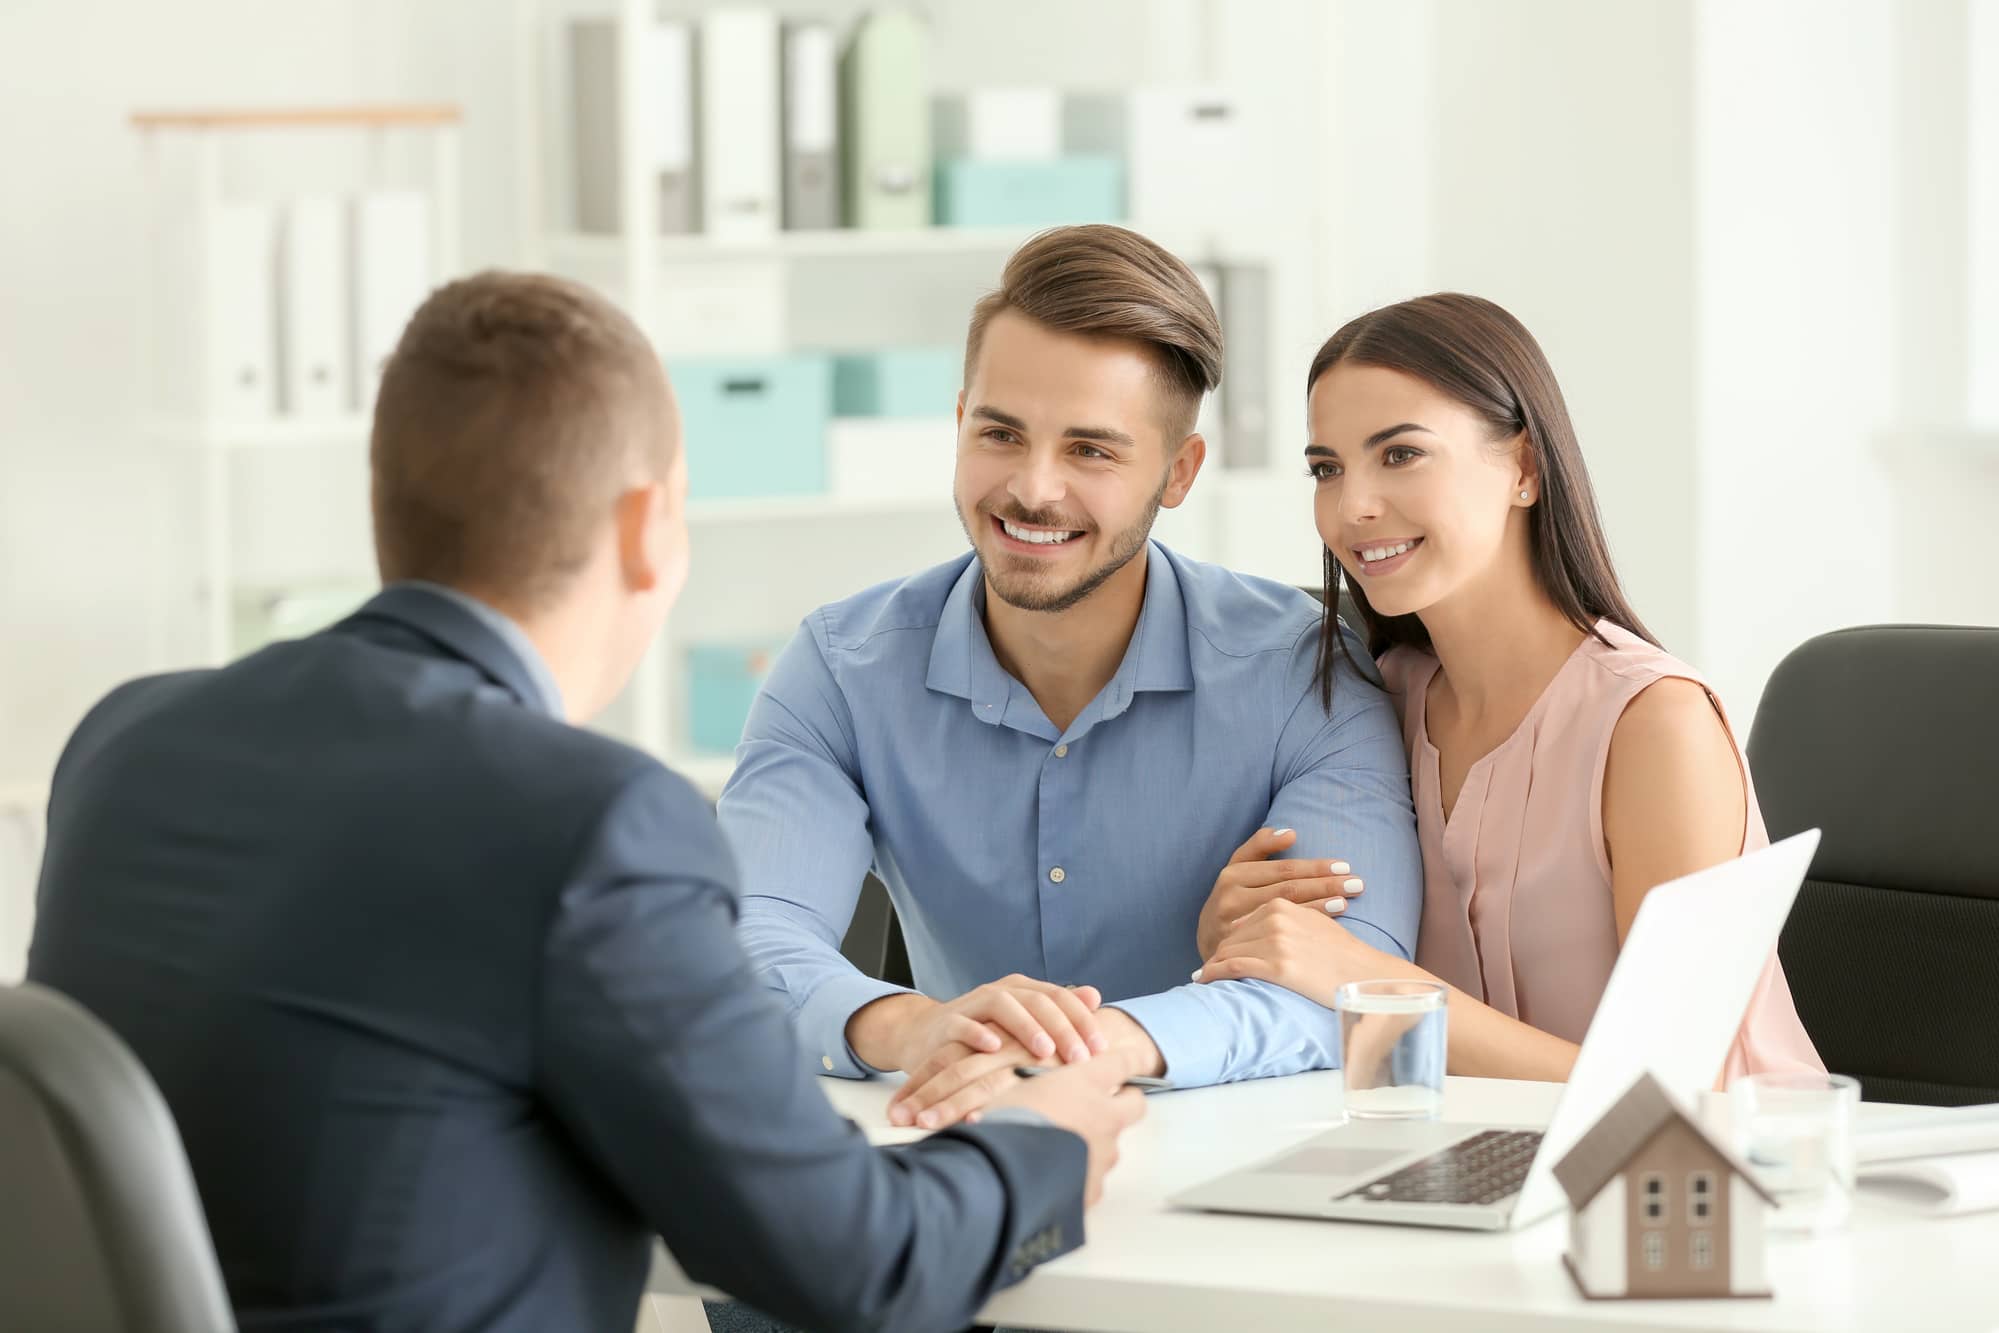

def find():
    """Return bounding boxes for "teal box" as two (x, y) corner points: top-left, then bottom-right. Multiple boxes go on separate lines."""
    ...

(687, 639), (786, 755)
(673, 356), (832, 500)
(831, 346), (962, 418)
(933, 156), (1124, 227)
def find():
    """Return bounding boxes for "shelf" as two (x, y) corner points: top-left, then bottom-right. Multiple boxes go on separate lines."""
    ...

(145, 416), (372, 450)
(1877, 426), (1999, 459)
(688, 492), (954, 524)
(131, 104), (461, 131)
(549, 225), (1046, 266)
(547, 222), (1258, 268)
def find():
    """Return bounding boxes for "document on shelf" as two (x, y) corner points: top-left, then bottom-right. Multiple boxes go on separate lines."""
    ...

(1859, 1150), (1999, 1217)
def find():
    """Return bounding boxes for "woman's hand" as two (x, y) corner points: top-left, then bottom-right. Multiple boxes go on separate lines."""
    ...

(1195, 827), (1367, 959)
(1193, 898), (1423, 1009)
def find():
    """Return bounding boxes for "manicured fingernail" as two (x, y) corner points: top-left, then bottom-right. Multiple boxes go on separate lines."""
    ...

(1324, 898), (1346, 914)
(1343, 878), (1364, 894)
(1031, 1035), (1054, 1057)
(1088, 1033), (1109, 1053)
(964, 1111), (982, 1125)
(1066, 1044), (1089, 1063)
(1274, 827), (1294, 837)
(1190, 967), (1204, 982)
(1328, 861), (1350, 875)
(889, 1104), (911, 1126)
(917, 1110), (937, 1129)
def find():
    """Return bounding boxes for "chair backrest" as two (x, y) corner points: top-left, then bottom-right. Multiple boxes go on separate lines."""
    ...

(0, 983), (235, 1332)
(1746, 624), (1999, 1106)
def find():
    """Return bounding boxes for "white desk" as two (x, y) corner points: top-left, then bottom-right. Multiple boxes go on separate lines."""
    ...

(654, 1072), (1998, 1332)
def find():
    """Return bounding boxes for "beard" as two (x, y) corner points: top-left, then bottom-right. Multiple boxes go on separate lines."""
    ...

(958, 471), (1169, 614)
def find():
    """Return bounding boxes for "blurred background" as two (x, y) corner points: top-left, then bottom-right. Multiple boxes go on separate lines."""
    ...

(3, 0), (1997, 974)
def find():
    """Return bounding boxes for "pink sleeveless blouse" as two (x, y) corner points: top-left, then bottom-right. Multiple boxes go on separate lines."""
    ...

(1378, 622), (1823, 1083)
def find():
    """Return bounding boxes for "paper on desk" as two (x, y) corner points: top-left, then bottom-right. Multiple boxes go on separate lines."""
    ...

(1856, 1102), (1999, 1164)
(1858, 1150), (1999, 1217)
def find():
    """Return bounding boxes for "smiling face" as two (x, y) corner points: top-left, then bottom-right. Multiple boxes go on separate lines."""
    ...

(954, 309), (1203, 613)
(1306, 361), (1538, 619)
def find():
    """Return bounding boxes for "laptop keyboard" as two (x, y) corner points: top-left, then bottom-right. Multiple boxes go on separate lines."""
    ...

(1340, 1129), (1543, 1207)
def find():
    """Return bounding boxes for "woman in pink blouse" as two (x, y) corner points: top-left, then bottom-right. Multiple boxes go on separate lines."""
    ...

(1193, 293), (1822, 1083)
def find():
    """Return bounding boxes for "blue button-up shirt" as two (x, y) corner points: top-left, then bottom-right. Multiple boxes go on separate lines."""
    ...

(718, 542), (1422, 1088)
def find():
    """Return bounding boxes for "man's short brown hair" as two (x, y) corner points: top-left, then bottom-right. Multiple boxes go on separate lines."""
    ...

(964, 224), (1224, 439)
(370, 271), (672, 610)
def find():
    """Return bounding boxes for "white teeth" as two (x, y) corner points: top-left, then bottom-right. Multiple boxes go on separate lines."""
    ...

(1002, 519), (1078, 545)
(1360, 541), (1413, 564)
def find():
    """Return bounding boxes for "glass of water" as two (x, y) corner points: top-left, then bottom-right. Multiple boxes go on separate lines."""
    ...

(1334, 980), (1447, 1120)
(1732, 1071), (1860, 1232)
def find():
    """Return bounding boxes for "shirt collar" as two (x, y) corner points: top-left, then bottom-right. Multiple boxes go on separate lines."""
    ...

(924, 541), (1194, 733)
(401, 581), (566, 719)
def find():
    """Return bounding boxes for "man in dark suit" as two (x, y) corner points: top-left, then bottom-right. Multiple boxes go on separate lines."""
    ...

(28, 272), (1144, 1333)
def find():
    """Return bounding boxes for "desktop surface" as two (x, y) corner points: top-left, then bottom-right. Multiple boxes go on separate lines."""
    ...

(654, 1070), (1998, 1332)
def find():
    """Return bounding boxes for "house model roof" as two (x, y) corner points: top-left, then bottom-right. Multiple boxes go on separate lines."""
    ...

(1552, 1072), (1778, 1209)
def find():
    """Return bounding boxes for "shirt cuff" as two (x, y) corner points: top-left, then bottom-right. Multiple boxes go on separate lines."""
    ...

(800, 968), (917, 1079)
(1106, 989), (1231, 1090)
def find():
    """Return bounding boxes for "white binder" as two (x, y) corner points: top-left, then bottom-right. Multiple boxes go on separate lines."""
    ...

(782, 22), (840, 230)
(200, 201), (279, 423)
(349, 191), (432, 408)
(700, 8), (781, 241)
(278, 195), (351, 419)
(1126, 87), (1247, 232)
(571, 18), (697, 235)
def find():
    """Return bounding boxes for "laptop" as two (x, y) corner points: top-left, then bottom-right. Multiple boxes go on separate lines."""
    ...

(1169, 829), (1821, 1231)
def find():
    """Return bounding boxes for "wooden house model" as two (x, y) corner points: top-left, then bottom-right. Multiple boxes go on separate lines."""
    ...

(1554, 1073), (1775, 1301)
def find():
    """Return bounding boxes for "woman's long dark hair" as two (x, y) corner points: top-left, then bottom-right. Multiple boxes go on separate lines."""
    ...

(1311, 293), (1657, 711)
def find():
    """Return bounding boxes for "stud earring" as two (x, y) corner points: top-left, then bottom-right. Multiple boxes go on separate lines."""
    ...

(1519, 490), (1531, 501)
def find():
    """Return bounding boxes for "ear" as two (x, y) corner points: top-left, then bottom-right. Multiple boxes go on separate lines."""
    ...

(613, 481), (668, 592)
(1509, 434), (1542, 506)
(1160, 432), (1208, 510)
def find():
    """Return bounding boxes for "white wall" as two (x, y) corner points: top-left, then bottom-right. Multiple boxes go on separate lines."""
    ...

(1428, 0), (1699, 659)
(1692, 0), (1901, 715)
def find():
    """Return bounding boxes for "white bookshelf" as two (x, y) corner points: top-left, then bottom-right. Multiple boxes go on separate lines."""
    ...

(134, 104), (462, 666)
(516, 1), (1323, 778)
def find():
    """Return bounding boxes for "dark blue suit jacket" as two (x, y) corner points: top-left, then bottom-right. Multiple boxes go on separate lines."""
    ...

(29, 586), (1084, 1333)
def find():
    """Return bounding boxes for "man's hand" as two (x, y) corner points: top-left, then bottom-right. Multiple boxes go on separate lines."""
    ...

(888, 1007), (1164, 1130)
(979, 1049), (1150, 1207)
(1195, 827), (1366, 959)
(845, 977), (1107, 1076)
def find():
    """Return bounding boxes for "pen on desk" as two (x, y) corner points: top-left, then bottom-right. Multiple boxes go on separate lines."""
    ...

(1014, 1064), (1173, 1091)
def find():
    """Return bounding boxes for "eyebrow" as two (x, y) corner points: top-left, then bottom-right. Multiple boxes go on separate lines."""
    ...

(969, 405), (1136, 450)
(1303, 422), (1436, 458)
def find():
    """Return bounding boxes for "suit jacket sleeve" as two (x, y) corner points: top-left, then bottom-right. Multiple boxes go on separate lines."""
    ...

(535, 764), (1086, 1333)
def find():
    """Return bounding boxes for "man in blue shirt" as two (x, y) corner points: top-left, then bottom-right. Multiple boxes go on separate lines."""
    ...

(721, 226), (1424, 1127)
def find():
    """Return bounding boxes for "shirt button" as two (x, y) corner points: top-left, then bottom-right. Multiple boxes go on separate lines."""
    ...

(1054, 744), (1069, 757)
(1048, 867), (1066, 884)
(821, 1055), (834, 1071)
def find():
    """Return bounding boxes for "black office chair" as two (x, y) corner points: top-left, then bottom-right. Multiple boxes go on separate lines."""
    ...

(1746, 625), (1999, 1106)
(841, 872), (914, 989)
(0, 983), (236, 1332)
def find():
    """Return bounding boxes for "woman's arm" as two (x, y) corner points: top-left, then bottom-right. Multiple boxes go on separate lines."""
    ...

(1194, 900), (1581, 1081)
(1601, 677), (1749, 944)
